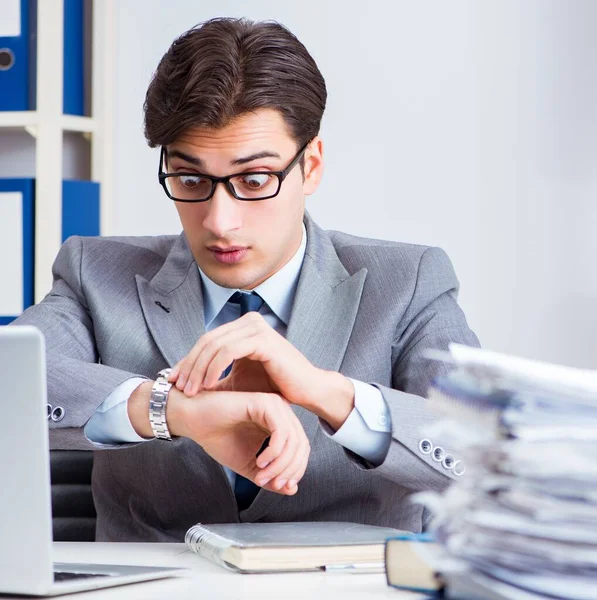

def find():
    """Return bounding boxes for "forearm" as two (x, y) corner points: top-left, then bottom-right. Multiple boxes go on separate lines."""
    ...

(42, 356), (152, 451)
(303, 370), (355, 430)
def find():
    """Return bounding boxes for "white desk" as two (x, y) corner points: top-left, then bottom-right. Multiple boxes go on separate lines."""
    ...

(4, 543), (427, 599)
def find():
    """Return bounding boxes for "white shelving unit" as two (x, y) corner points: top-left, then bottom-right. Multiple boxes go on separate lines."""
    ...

(0, 0), (114, 303)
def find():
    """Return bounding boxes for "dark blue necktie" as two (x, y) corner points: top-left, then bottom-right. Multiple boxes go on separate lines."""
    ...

(226, 291), (265, 511)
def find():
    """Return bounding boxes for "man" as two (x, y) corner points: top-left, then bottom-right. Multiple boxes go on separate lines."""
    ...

(13, 18), (479, 542)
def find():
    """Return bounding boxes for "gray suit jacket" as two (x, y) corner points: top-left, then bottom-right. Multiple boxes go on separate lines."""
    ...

(14, 213), (479, 541)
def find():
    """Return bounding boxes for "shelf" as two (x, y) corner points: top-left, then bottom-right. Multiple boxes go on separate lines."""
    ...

(61, 115), (96, 133)
(0, 0), (114, 304)
(0, 112), (96, 134)
(0, 111), (38, 129)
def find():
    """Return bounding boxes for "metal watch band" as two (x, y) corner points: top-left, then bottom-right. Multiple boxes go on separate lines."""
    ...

(149, 368), (173, 441)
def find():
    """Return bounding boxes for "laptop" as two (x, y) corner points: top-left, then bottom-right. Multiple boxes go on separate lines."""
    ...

(0, 325), (185, 596)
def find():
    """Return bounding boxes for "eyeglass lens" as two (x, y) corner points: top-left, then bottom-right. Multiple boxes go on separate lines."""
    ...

(164, 172), (281, 201)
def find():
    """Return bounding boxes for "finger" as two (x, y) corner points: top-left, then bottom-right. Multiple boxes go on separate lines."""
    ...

(182, 322), (263, 396)
(167, 366), (179, 382)
(283, 441), (310, 494)
(258, 440), (292, 489)
(281, 411), (310, 493)
(174, 345), (203, 392)
(251, 422), (290, 486)
(253, 407), (298, 488)
(174, 320), (251, 391)
(262, 454), (304, 496)
(257, 432), (306, 497)
(269, 418), (309, 492)
(253, 397), (294, 465)
(253, 397), (297, 469)
(201, 335), (263, 391)
(253, 430), (289, 482)
(255, 430), (299, 490)
(283, 422), (310, 492)
(245, 394), (296, 486)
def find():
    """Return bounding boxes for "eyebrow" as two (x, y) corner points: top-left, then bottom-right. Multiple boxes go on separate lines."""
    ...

(166, 149), (282, 169)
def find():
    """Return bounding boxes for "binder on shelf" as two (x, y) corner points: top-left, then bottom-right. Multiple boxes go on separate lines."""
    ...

(0, 0), (87, 114)
(0, 178), (100, 324)
(0, 0), (35, 111)
(63, 0), (85, 116)
(0, 178), (34, 325)
(62, 179), (100, 239)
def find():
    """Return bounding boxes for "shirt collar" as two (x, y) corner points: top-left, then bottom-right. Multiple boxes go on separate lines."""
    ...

(198, 224), (307, 327)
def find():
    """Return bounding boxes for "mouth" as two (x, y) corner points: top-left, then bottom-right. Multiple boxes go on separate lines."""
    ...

(207, 246), (249, 265)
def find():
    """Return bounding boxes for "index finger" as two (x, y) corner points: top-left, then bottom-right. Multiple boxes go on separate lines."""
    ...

(169, 317), (261, 386)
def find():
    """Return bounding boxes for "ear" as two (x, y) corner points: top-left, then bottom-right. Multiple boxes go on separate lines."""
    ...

(302, 136), (324, 196)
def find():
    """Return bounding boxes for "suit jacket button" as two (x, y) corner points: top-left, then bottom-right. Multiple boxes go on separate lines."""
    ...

(432, 446), (445, 462)
(442, 454), (455, 469)
(419, 439), (433, 454)
(51, 406), (65, 422)
(46, 404), (53, 420)
(452, 460), (466, 476)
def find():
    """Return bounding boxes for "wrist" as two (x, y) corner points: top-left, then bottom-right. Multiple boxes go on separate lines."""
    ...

(165, 386), (191, 438)
(127, 381), (154, 438)
(128, 380), (190, 439)
(306, 371), (355, 431)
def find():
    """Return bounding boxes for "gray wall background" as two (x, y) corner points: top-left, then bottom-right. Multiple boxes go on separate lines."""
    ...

(3, 0), (596, 368)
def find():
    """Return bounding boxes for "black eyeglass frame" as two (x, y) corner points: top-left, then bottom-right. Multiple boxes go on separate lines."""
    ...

(158, 140), (311, 203)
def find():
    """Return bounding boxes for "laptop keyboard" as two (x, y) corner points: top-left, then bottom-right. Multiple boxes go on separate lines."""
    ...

(54, 571), (110, 582)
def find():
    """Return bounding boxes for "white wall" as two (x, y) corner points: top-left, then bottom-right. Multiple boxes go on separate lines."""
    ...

(110, 0), (597, 368)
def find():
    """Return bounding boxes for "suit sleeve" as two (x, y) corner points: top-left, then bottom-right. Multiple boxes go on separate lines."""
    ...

(10, 236), (149, 451)
(345, 246), (480, 493)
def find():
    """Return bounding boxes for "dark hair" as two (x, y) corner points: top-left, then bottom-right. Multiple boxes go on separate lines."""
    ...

(143, 18), (327, 151)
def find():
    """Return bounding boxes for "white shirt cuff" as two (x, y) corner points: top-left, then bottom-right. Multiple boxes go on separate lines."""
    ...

(84, 377), (151, 445)
(328, 378), (392, 466)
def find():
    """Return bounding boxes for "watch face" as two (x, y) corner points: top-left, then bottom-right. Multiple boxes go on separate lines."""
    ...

(158, 368), (172, 378)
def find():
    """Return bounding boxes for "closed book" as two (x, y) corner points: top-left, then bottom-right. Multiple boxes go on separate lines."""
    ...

(184, 521), (403, 573)
(385, 534), (443, 594)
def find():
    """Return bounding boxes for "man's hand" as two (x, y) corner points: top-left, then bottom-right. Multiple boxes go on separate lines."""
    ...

(214, 357), (274, 394)
(128, 382), (309, 495)
(167, 313), (355, 429)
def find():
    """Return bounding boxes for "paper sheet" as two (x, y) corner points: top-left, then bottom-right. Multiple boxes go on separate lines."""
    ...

(0, 192), (24, 315)
(0, 0), (21, 38)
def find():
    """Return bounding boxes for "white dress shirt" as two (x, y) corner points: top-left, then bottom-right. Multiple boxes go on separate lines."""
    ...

(85, 225), (392, 486)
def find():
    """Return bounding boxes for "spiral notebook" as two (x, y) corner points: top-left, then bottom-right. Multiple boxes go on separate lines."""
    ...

(184, 521), (403, 573)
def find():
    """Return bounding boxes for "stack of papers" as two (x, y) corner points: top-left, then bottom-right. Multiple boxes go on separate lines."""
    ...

(416, 345), (597, 600)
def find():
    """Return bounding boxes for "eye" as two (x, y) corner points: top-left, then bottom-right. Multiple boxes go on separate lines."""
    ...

(179, 175), (205, 188)
(239, 173), (271, 189)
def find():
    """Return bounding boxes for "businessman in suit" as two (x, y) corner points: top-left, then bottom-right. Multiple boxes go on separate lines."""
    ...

(14, 18), (479, 541)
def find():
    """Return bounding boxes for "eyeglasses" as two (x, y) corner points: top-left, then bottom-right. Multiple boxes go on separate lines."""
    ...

(158, 140), (311, 203)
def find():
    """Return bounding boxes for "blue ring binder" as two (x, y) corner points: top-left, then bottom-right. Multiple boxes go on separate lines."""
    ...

(0, 178), (34, 325)
(0, 0), (86, 114)
(0, 0), (32, 111)
(0, 178), (99, 324)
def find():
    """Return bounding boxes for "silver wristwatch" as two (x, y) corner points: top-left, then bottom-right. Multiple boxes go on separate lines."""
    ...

(149, 368), (173, 441)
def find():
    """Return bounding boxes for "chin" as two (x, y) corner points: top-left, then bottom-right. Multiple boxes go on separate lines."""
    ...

(204, 267), (260, 290)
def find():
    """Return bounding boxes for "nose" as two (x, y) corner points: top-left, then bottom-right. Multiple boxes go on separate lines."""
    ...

(202, 182), (242, 238)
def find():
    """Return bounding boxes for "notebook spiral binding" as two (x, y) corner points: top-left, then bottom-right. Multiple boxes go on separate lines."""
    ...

(185, 525), (235, 568)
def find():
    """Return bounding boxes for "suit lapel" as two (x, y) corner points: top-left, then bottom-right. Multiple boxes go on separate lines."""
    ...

(136, 233), (205, 367)
(243, 213), (368, 519)
(286, 213), (368, 425)
(286, 217), (368, 372)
